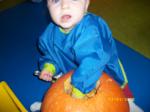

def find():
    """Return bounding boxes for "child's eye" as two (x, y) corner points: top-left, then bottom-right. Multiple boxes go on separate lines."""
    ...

(51, 0), (60, 4)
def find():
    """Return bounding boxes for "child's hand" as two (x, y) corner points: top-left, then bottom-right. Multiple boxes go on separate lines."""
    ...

(39, 70), (53, 81)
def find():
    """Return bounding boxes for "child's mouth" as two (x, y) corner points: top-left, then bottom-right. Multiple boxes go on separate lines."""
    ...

(61, 15), (71, 22)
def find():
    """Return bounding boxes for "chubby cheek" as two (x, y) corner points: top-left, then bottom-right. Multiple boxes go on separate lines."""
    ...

(49, 8), (61, 23)
(73, 9), (84, 23)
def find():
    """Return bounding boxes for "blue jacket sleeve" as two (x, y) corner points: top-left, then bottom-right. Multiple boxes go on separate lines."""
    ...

(38, 25), (60, 75)
(71, 24), (114, 94)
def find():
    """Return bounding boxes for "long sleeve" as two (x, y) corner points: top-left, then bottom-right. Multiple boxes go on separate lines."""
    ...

(71, 22), (114, 93)
(38, 24), (60, 75)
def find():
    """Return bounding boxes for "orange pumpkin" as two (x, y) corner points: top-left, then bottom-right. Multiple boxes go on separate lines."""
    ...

(42, 71), (129, 112)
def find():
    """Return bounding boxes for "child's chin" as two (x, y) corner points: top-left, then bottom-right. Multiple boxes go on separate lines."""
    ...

(61, 25), (73, 31)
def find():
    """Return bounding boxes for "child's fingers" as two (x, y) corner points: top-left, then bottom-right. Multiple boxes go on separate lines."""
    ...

(39, 71), (52, 81)
(43, 73), (52, 81)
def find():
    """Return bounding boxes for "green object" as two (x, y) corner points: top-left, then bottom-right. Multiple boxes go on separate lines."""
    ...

(118, 59), (128, 88)
(43, 63), (56, 75)
(72, 86), (85, 98)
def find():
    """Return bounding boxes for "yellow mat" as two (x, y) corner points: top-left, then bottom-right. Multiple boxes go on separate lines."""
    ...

(0, 81), (27, 112)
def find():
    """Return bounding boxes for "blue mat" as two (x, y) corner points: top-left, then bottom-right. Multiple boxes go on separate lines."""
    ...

(0, 1), (150, 111)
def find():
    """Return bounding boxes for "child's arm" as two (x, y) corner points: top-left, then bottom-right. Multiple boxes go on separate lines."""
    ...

(38, 41), (59, 81)
(71, 23), (113, 95)
(38, 25), (60, 77)
(38, 39), (57, 81)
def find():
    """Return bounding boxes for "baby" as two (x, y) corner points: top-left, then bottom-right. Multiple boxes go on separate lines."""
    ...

(39, 0), (125, 98)
(31, 0), (144, 111)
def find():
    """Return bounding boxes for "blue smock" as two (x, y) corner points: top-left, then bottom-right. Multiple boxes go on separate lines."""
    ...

(38, 12), (125, 94)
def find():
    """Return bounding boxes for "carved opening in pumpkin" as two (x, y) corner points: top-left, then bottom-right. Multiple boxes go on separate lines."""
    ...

(63, 76), (100, 99)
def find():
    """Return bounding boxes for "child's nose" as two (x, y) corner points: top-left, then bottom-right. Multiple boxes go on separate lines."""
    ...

(61, 0), (69, 9)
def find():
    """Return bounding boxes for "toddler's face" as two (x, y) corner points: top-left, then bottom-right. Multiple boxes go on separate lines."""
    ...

(47, 0), (89, 31)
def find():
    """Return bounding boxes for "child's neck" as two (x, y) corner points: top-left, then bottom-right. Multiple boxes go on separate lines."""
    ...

(59, 27), (73, 34)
